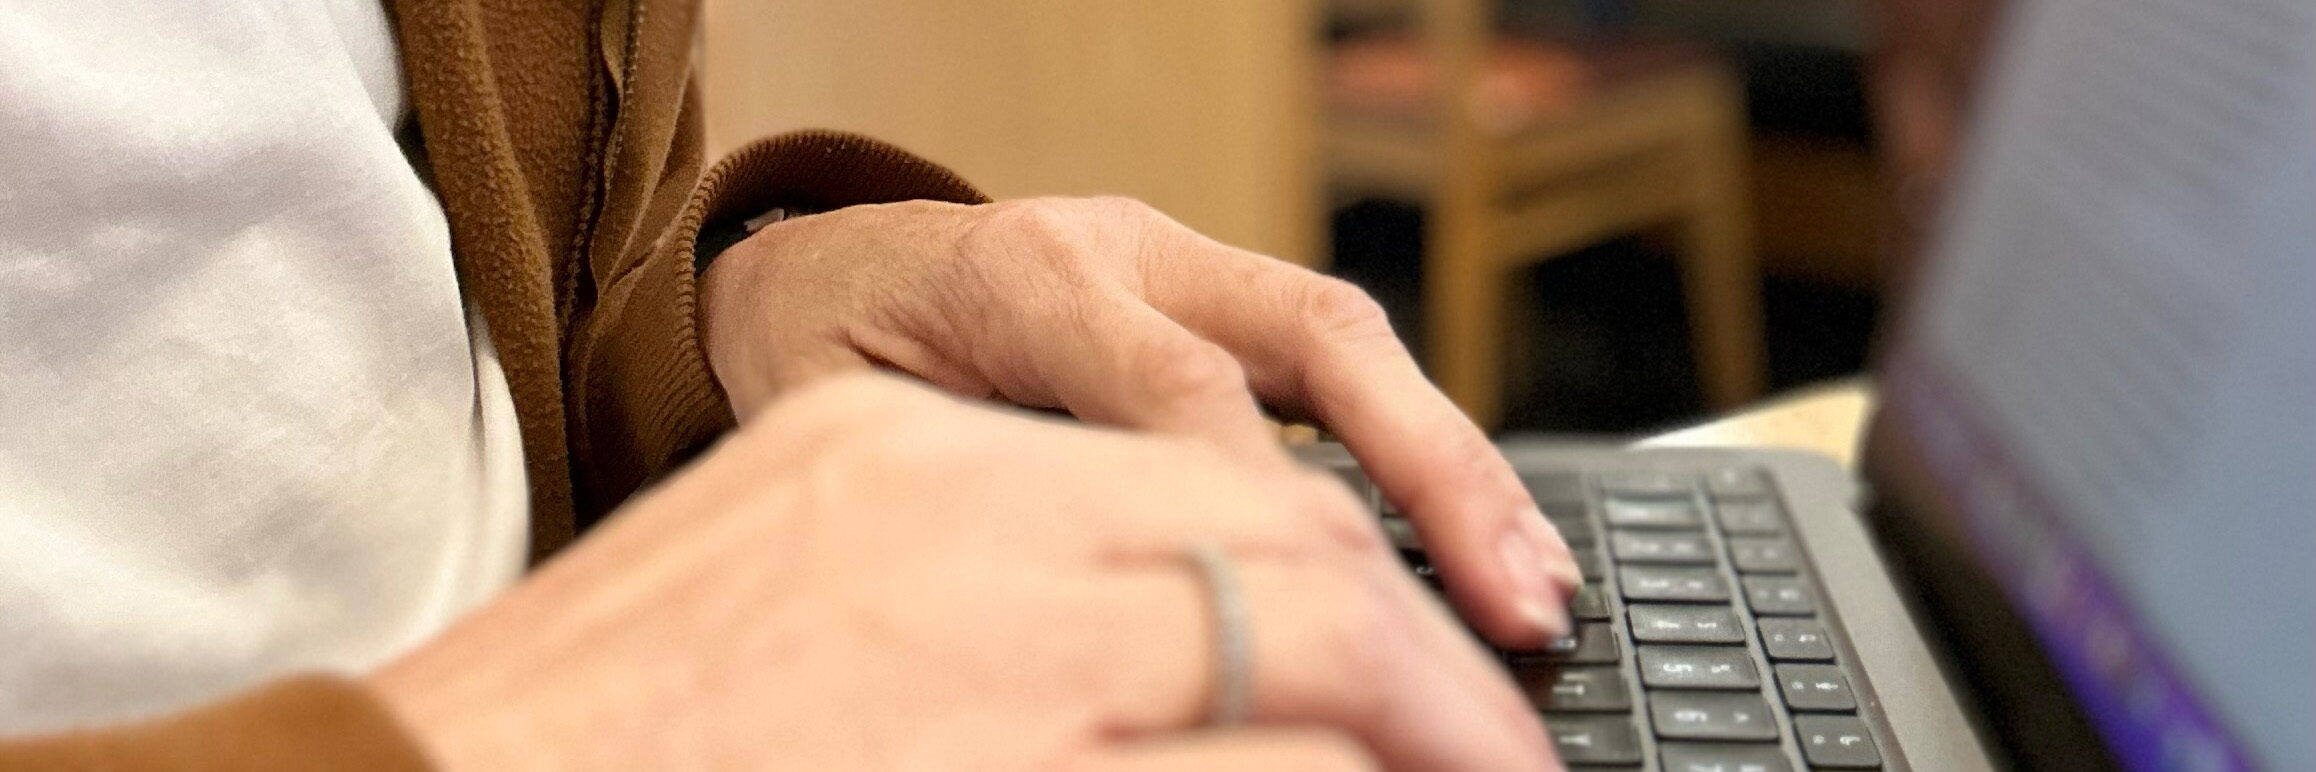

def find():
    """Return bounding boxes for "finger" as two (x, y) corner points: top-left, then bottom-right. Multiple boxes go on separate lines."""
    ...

(1073, 728), (1379, 772)
(1058, 431), (1394, 564)
(1094, 558), (1559, 772)
(707, 329), (885, 420)
(1140, 232), (1578, 647)
(978, 284), (1284, 462)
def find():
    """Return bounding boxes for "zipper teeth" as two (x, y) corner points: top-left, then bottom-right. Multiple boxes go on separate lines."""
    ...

(574, 0), (648, 304)
(560, 0), (642, 515)
(559, 6), (612, 340)
(562, 0), (647, 332)
(601, 0), (648, 190)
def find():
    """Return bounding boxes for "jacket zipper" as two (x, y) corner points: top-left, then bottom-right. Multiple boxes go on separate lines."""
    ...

(564, 0), (647, 337)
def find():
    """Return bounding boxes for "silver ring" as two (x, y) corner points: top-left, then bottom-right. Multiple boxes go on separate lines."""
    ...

(1187, 541), (1253, 727)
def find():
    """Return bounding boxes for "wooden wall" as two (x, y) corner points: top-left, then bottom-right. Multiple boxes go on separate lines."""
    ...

(701, 0), (1325, 266)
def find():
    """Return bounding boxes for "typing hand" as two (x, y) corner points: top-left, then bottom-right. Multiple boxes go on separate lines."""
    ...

(700, 197), (1578, 647)
(372, 374), (1561, 771)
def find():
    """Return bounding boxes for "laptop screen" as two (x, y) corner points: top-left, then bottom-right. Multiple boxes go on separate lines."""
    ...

(1878, 0), (2316, 768)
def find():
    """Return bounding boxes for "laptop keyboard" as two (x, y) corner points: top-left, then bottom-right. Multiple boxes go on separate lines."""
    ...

(1360, 465), (1893, 771)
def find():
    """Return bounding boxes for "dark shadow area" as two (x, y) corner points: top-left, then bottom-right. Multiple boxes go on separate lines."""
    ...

(1328, 199), (1878, 435)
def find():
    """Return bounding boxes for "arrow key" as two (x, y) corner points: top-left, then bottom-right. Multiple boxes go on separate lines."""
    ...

(1795, 715), (1882, 768)
(1774, 664), (1857, 712)
(1545, 715), (1643, 765)
(1517, 666), (1631, 712)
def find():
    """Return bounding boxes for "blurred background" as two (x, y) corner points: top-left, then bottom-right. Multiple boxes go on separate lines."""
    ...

(701, 0), (1903, 436)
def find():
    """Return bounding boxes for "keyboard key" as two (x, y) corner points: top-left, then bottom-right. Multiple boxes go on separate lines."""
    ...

(1546, 715), (1644, 765)
(1705, 468), (1774, 499)
(1612, 531), (1717, 565)
(1757, 618), (1837, 661)
(1727, 537), (1801, 574)
(1517, 666), (1631, 712)
(1573, 546), (1604, 581)
(1639, 645), (1760, 690)
(1628, 604), (1746, 644)
(1604, 497), (1705, 529)
(1599, 470), (1697, 498)
(1795, 715), (1883, 768)
(1572, 583), (1610, 621)
(1649, 691), (1780, 742)
(1661, 742), (1794, 772)
(1713, 500), (1787, 535)
(1522, 471), (1585, 502)
(1621, 566), (1731, 603)
(1511, 623), (1619, 665)
(1775, 664), (1857, 712)
(1742, 577), (1817, 616)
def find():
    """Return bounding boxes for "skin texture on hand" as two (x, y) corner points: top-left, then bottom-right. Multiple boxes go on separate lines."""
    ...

(370, 374), (1563, 772)
(699, 197), (1579, 648)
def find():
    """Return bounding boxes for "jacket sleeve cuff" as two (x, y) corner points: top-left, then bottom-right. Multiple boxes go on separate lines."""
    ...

(575, 130), (988, 514)
(694, 129), (991, 234)
(0, 675), (435, 772)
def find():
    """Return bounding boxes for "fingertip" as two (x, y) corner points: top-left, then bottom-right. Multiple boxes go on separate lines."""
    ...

(1516, 598), (1574, 643)
(1493, 530), (1570, 634)
(1517, 509), (1582, 599)
(1438, 570), (1565, 651)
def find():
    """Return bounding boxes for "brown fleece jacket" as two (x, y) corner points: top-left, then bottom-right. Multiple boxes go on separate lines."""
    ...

(0, 0), (985, 766)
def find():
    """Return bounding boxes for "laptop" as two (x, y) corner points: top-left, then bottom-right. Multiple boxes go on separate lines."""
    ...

(1305, 0), (2315, 768)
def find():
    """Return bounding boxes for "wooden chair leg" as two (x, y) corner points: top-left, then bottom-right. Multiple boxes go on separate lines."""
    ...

(1676, 95), (1769, 411)
(1678, 209), (1768, 411)
(1426, 200), (1508, 428)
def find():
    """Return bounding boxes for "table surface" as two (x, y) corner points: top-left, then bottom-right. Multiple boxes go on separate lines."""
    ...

(1637, 379), (1876, 470)
(1281, 378), (1875, 467)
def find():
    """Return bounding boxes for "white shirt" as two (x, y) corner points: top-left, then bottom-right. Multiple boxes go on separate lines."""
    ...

(0, 0), (530, 734)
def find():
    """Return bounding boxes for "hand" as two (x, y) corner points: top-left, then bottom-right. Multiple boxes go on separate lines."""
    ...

(700, 197), (1579, 647)
(371, 374), (1560, 771)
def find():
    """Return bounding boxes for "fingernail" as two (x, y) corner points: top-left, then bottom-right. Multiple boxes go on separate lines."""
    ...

(1498, 529), (1572, 637)
(1522, 507), (1583, 594)
(1518, 598), (1571, 641)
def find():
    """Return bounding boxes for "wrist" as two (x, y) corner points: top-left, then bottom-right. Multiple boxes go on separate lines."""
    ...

(369, 619), (562, 772)
(369, 651), (490, 772)
(694, 205), (824, 280)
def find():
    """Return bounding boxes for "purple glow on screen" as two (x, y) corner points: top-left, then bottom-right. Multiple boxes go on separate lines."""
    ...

(1884, 354), (2253, 772)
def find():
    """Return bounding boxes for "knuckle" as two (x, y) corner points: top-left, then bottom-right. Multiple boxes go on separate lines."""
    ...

(1298, 277), (1395, 345)
(1450, 424), (1502, 466)
(1084, 195), (1165, 223)
(1090, 194), (1151, 213)
(1398, 429), (1526, 524)
(966, 198), (1080, 252)
(1294, 471), (1391, 556)
(1131, 334), (1248, 405)
(1440, 429), (1510, 492)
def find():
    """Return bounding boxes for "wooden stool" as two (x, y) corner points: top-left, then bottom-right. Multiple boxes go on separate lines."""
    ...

(1326, 25), (1768, 425)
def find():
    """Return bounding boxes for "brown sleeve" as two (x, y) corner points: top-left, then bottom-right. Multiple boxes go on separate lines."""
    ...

(0, 676), (434, 772)
(568, 81), (988, 516)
